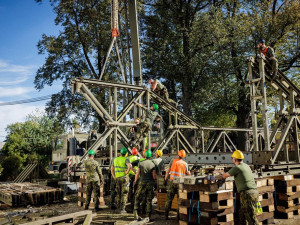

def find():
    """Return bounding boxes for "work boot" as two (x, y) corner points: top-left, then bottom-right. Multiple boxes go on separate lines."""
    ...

(165, 210), (169, 220)
(94, 207), (102, 212)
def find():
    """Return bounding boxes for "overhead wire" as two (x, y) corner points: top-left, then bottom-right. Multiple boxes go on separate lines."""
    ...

(0, 95), (52, 106)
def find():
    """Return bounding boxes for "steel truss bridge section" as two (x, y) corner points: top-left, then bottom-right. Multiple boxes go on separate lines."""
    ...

(71, 78), (258, 163)
(248, 55), (300, 165)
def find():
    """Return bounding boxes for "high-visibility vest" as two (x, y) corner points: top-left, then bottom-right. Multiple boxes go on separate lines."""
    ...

(169, 158), (187, 180)
(114, 156), (128, 178)
(128, 155), (138, 176)
(260, 47), (269, 56)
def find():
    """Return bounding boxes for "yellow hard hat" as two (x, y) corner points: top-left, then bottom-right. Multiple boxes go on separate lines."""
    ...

(156, 150), (163, 157)
(231, 150), (244, 159)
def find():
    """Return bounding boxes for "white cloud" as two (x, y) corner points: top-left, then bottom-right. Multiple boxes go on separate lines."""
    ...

(0, 104), (45, 141)
(0, 87), (33, 98)
(0, 59), (37, 85)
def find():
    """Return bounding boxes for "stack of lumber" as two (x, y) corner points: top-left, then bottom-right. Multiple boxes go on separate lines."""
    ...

(274, 175), (300, 219)
(256, 178), (275, 225)
(156, 175), (177, 210)
(0, 183), (63, 207)
(77, 175), (105, 209)
(177, 176), (234, 225)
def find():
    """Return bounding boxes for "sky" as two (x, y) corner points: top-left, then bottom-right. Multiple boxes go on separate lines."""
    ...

(0, 0), (62, 141)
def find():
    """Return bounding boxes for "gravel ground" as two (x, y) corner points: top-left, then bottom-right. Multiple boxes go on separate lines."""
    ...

(0, 195), (300, 225)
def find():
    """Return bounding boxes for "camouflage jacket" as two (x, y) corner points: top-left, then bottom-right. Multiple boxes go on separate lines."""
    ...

(83, 158), (103, 183)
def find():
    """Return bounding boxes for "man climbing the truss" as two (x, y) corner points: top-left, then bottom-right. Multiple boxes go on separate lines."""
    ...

(148, 79), (178, 107)
(129, 102), (161, 149)
(257, 39), (278, 79)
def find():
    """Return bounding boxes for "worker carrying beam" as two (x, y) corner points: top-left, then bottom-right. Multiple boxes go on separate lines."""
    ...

(164, 150), (190, 220)
(83, 149), (104, 212)
(257, 39), (278, 79)
(111, 147), (132, 213)
(133, 149), (157, 221)
(148, 79), (178, 107)
(130, 102), (161, 149)
(220, 150), (259, 225)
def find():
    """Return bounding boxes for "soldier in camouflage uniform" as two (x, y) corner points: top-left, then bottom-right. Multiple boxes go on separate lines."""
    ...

(148, 79), (177, 106)
(130, 102), (160, 148)
(164, 150), (190, 219)
(83, 149), (104, 212)
(111, 147), (132, 213)
(257, 39), (278, 79)
(133, 150), (156, 221)
(221, 150), (259, 225)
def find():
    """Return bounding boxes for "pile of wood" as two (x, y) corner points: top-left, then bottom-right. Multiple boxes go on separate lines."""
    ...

(156, 176), (177, 210)
(0, 183), (63, 207)
(256, 178), (275, 225)
(274, 175), (300, 219)
(77, 175), (106, 209)
(176, 176), (234, 225)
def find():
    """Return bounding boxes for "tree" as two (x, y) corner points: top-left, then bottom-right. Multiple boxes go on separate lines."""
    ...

(142, 0), (300, 150)
(1, 155), (22, 181)
(2, 111), (63, 167)
(35, 0), (134, 132)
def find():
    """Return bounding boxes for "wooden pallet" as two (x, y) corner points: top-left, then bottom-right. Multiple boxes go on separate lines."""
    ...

(77, 175), (106, 209)
(156, 191), (177, 210)
(0, 183), (63, 207)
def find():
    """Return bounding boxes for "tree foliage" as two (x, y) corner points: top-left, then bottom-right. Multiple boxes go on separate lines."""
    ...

(35, 0), (300, 150)
(2, 112), (63, 170)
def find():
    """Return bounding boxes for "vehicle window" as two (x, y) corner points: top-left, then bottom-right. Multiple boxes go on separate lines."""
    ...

(56, 138), (63, 150)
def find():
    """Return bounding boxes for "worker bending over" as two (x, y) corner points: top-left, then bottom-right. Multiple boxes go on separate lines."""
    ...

(83, 149), (104, 212)
(221, 150), (259, 225)
(164, 150), (190, 219)
(133, 150), (156, 221)
(148, 79), (177, 106)
(111, 147), (132, 213)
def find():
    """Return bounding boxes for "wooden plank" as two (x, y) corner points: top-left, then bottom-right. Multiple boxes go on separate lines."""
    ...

(258, 192), (273, 201)
(179, 213), (218, 225)
(199, 191), (233, 203)
(271, 175), (294, 180)
(276, 185), (300, 194)
(260, 198), (274, 207)
(277, 191), (300, 201)
(255, 178), (267, 187)
(179, 198), (234, 211)
(22, 210), (92, 225)
(277, 197), (300, 208)
(277, 204), (300, 213)
(257, 212), (274, 222)
(257, 185), (275, 193)
(180, 183), (219, 192)
(275, 179), (300, 187)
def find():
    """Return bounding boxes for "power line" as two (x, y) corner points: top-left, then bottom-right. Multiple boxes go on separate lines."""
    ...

(0, 95), (52, 106)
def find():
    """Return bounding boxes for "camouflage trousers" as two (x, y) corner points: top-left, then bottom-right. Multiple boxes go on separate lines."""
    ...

(239, 189), (259, 225)
(165, 180), (178, 212)
(110, 176), (116, 208)
(85, 181), (100, 209)
(134, 121), (151, 144)
(160, 89), (176, 105)
(134, 181), (155, 217)
(116, 176), (129, 210)
(128, 175), (137, 206)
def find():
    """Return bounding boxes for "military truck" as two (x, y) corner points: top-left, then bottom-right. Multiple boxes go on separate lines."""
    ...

(49, 130), (103, 179)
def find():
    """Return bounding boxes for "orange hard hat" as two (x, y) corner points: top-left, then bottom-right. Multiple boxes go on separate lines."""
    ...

(132, 148), (138, 155)
(178, 149), (186, 158)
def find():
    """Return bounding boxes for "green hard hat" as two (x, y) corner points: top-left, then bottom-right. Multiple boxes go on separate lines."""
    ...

(145, 149), (152, 158)
(153, 104), (159, 111)
(88, 149), (95, 155)
(120, 147), (127, 155)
